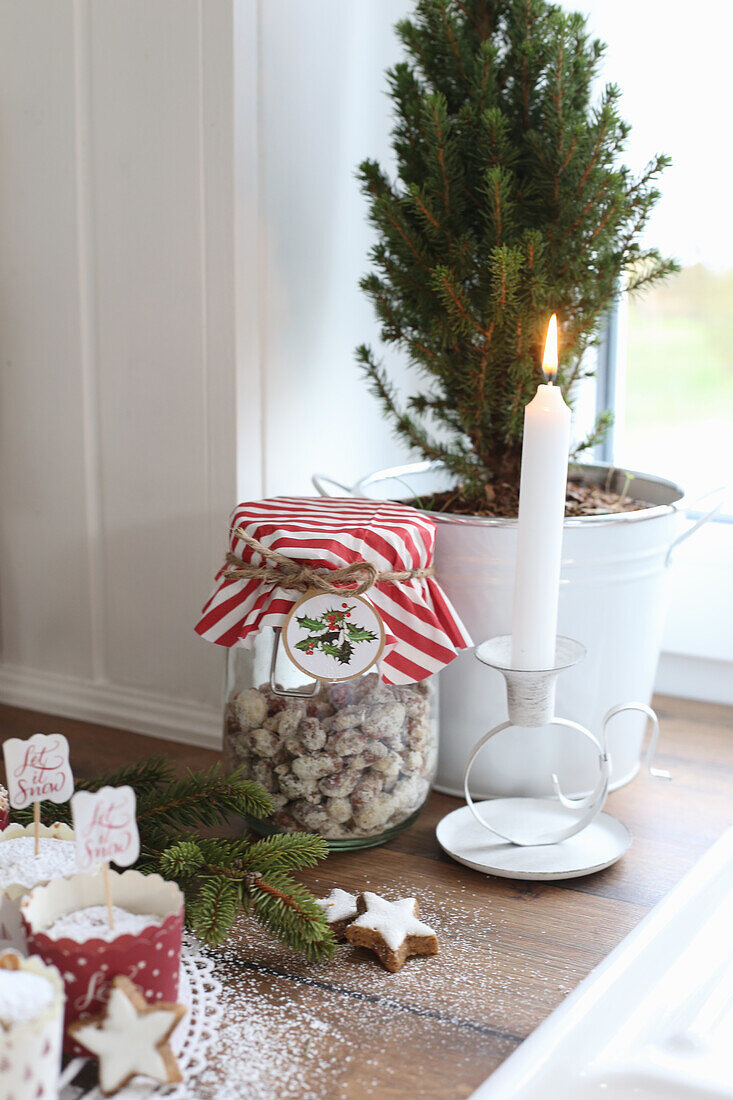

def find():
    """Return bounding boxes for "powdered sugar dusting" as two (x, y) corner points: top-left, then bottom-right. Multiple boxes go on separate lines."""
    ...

(0, 836), (76, 891)
(45, 904), (163, 942)
(189, 879), (533, 1099)
(0, 970), (55, 1026)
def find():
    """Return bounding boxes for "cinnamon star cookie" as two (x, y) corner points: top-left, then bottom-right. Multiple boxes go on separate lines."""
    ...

(317, 887), (359, 940)
(345, 891), (439, 972)
(68, 974), (186, 1095)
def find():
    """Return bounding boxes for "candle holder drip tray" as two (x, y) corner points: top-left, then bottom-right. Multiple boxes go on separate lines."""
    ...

(436, 635), (669, 880)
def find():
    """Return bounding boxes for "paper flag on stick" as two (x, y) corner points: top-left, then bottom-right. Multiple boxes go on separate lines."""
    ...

(71, 786), (140, 874)
(2, 734), (74, 811)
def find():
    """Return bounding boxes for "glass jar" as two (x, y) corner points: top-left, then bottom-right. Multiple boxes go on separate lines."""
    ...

(223, 628), (438, 849)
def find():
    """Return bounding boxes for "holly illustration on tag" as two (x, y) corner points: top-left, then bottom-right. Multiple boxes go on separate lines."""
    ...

(294, 602), (378, 665)
(283, 591), (385, 681)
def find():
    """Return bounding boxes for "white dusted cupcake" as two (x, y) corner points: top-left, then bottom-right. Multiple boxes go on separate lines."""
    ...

(0, 822), (76, 954)
(21, 869), (185, 1054)
(0, 950), (65, 1098)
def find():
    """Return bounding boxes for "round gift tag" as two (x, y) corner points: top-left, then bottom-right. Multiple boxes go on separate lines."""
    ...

(282, 591), (385, 682)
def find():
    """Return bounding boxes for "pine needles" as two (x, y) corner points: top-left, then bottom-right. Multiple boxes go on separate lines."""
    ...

(357, 0), (679, 506)
(17, 756), (336, 959)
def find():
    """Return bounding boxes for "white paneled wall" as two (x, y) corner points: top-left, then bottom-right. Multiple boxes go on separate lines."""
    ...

(0, 0), (413, 746)
(0, 1), (94, 681)
(256, 0), (414, 495)
(0, 0), (236, 742)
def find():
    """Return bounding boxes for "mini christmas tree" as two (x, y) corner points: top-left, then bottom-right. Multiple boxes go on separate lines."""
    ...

(17, 757), (335, 959)
(356, 0), (678, 511)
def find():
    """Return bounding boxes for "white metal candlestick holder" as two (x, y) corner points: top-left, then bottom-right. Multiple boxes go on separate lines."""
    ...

(436, 635), (669, 879)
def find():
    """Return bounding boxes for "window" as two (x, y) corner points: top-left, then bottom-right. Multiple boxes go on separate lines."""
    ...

(619, 270), (733, 509)
(578, 0), (733, 702)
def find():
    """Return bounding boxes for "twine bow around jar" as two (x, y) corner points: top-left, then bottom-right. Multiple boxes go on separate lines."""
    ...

(224, 528), (434, 596)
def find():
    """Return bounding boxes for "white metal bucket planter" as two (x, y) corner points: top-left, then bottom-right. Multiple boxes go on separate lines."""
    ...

(314, 461), (718, 798)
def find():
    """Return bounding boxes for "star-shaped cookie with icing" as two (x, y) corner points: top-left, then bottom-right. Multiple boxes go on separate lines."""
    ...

(317, 887), (359, 940)
(345, 891), (439, 972)
(67, 975), (186, 1095)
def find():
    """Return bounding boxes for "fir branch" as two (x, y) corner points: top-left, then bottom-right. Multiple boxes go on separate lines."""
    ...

(574, 112), (609, 195)
(625, 254), (680, 294)
(193, 836), (253, 867)
(76, 755), (177, 793)
(356, 343), (459, 465)
(136, 764), (273, 829)
(408, 185), (446, 243)
(250, 870), (336, 964)
(407, 392), (466, 435)
(158, 840), (206, 882)
(473, 327), (495, 458)
(440, 1), (469, 84)
(424, 92), (454, 217)
(189, 877), (241, 947)
(571, 409), (614, 458)
(432, 265), (491, 337)
(14, 755), (176, 827)
(244, 833), (330, 874)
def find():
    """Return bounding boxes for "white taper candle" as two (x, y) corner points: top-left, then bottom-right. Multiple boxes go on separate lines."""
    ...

(511, 315), (571, 670)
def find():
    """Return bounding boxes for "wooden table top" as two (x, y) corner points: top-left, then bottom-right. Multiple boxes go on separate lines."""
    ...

(2, 695), (732, 1099)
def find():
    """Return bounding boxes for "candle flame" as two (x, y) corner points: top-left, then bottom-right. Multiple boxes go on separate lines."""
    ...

(542, 314), (558, 384)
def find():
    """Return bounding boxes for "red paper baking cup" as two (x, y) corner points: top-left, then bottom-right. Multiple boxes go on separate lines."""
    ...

(20, 868), (184, 1053)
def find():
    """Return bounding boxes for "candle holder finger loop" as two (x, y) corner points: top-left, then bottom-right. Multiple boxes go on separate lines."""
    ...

(608, 702), (670, 781)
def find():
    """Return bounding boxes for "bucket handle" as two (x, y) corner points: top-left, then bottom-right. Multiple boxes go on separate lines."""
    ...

(311, 473), (357, 499)
(666, 487), (726, 567)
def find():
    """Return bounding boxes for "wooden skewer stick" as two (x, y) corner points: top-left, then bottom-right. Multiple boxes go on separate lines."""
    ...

(33, 800), (41, 856)
(103, 861), (115, 930)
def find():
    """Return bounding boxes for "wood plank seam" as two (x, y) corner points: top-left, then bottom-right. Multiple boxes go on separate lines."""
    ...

(214, 956), (525, 1045)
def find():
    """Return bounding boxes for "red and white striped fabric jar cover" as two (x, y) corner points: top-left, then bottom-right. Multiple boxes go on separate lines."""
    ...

(196, 497), (472, 685)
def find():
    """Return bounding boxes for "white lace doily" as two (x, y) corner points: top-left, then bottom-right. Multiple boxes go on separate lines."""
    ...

(59, 933), (223, 1099)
